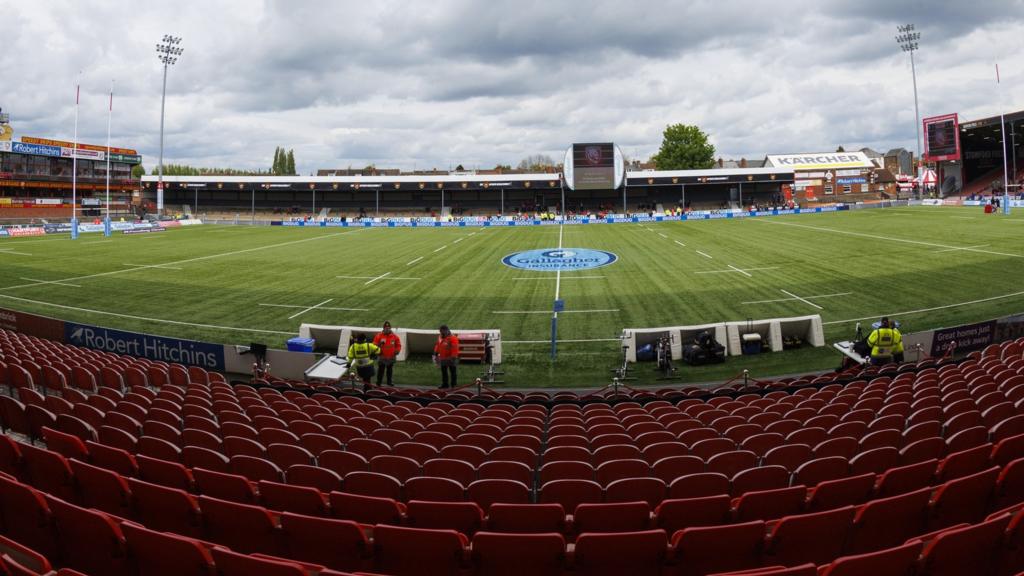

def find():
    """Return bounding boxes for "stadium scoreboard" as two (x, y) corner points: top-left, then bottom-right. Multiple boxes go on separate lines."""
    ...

(562, 142), (626, 191)
(923, 113), (961, 162)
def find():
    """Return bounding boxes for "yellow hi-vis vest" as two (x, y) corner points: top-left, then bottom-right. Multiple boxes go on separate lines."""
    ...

(347, 342), (379, 367)
(867, 328), (903, 358)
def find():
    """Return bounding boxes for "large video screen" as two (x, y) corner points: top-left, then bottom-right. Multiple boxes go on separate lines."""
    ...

(924, 114), (961, 162)
(572, 143), (615, 190)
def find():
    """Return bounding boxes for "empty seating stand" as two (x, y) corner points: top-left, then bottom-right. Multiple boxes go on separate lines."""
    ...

(0, 327), (1023, 575)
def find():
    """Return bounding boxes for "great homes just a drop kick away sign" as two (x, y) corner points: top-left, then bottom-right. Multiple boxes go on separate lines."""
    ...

(502, 248), (618, 271)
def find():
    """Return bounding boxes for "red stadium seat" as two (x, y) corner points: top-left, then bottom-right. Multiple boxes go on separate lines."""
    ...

(471, 532), (566, 576)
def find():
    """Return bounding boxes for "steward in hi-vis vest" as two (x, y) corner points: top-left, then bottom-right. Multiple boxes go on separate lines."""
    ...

(346, 333), (380, 391)
(866, 317), (903, 366)
(373, 321), (402, 387)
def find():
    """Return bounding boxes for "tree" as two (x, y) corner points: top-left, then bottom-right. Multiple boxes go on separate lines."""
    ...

(836, 145), (846, 153)
(455, 164), (465, 172)
(493, 164), (512, 172)
(272, 147), (283, 175)
(286, 149), (296, 175)
(517, 154), (556, 171)
(651, 124), (715, 170)
(131, 164), (146, 179)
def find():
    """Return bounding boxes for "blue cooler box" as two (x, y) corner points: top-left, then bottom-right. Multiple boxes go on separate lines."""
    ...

(286, 337), (315, 352)
(741, 333), (763, 355)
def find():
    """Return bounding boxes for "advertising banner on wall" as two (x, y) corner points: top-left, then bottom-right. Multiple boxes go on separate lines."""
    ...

(61, 147), (105, 161)
(0, 307), (67, 342)
(12, 141), (62, 157)
(765, 152), (875, 171)
(22, 136), (137, 156)
(64, 321), (226, 371)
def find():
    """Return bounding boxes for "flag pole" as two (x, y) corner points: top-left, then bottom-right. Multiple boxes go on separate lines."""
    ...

(71, 75), (80, 240)
(998, 63), (1011, 215)
(104, 80), (113, 237)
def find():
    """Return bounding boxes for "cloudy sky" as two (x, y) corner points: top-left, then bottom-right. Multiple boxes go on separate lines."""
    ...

(2, 0), (1022, 174)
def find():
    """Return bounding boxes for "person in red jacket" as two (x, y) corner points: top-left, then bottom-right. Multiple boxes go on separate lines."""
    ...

(433, 325), (460, 389)
(373, 321), (401, 387)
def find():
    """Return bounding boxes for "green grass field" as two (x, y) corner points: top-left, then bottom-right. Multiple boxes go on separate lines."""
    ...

(1, 205), (1023, 387)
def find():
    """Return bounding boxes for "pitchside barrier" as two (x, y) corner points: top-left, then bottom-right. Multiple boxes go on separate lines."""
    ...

(298, 323), (503, 363)
(622, 315), (824, 362)
(269, 205), (848, 229)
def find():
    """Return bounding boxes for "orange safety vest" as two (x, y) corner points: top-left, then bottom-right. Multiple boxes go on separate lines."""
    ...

(434, 335), (460, 360)
(373, 332), (402, 359)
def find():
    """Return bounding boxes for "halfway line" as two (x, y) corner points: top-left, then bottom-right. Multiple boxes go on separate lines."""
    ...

(695, 250), (713, 259)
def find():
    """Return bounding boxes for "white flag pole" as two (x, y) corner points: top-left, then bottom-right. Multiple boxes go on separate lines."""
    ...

(104, 80), (113, 236)
(998, 63), (1011, 214)
(71, 75), (80, 240)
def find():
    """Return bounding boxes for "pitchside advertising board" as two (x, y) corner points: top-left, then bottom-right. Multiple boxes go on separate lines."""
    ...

(64, 321), (226, 371)
(923, 113), (961, 162)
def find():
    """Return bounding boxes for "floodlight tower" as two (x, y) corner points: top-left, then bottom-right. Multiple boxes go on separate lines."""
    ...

(156, 35), (183, 215)
(896, 24), (922, 186)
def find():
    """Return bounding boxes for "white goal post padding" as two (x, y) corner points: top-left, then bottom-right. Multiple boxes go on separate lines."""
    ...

(299, 323), (502, 363)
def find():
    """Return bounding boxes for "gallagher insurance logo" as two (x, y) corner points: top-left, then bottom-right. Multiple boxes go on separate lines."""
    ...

(502, 248), (618, 271)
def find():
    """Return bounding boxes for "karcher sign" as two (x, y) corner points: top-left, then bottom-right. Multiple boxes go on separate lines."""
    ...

(765, 152), (874, 171)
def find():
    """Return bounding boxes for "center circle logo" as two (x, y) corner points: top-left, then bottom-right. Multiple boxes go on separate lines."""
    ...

(502, 248), (618, 271)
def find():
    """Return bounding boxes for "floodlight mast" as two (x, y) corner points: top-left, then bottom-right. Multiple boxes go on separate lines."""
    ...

(156, 35), (183, 216)
(896, 24), (922, 192)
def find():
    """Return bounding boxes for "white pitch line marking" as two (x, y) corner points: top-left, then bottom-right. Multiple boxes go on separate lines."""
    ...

(364, 272), (392, 285)
(727, 264), (752, 278)
(695, 266), (780, 275)
(19, 277), (81, 288)
(512, 276), (605, 280)
(336, 275), (420, 281)
(407, 256), (424, 266)
(0, 249), (32, 256)
(0, 229), (363, 293)
(674, 240), (687, 247)
(505, 338), (622, 344)
(823, 289), (1024, 325)
(433, 245), (448, 253)
(287, 298), (334, 320)
(122, 263), (183, 270)
(695, 250), (713, 259)
(0, 293), (296, 335)
(742, 292), (852, 305)
(492, 309), (620, 315)
(453, 237), (464, 244)
(754, 219), (1024, 258)
(780, 289), (823, 310)
(932, 244), (989, 253)
(658, 233), (668, 239)
(950, 216), (976, 220)
(258, 303), (369, 312)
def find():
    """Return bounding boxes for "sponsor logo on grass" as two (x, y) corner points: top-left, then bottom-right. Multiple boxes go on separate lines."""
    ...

(502, 248), (618, 271)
